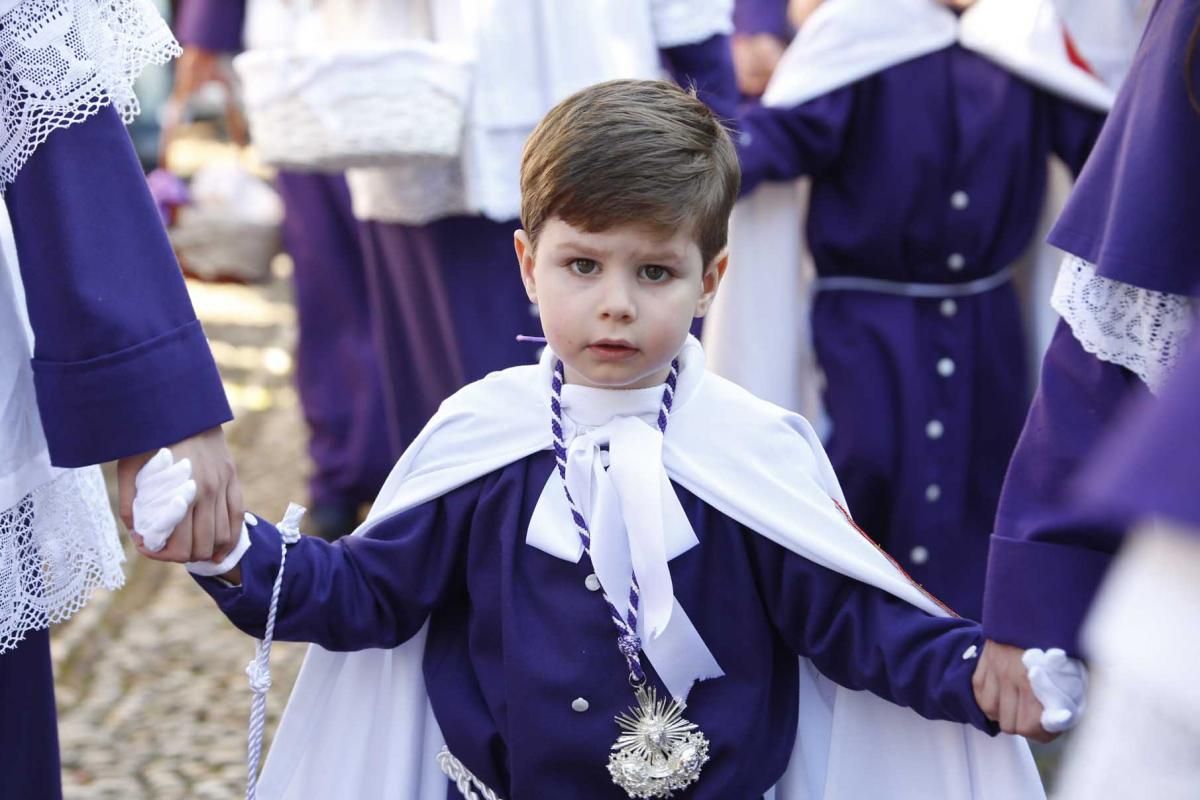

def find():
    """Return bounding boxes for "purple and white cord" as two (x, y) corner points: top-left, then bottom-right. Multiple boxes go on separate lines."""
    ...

(549, 358), (679, 684)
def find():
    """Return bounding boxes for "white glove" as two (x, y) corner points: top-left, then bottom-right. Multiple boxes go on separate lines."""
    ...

(133, 447), (251, 575)
(132, 448), (196, 552)
(1024, 647), (1088, 733)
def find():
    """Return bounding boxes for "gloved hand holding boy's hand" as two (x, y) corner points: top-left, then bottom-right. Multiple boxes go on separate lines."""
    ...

(972, 639), (1088, 742)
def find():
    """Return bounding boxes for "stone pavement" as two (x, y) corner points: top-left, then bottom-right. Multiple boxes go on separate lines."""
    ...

(53, 269), (314, 799)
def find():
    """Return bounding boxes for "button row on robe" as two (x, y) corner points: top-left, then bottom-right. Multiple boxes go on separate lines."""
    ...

(925, 419), (944, 440)
(925, 484), (941, 503)
(937, 357), (956, 378)
(585, 573), (601, 592)
(910, 546), (929, 565)
(950, 190), (970, 210)
(940, 298), (958, 318)
(946, 253), (966, 272)
(571, 697), (590, 713)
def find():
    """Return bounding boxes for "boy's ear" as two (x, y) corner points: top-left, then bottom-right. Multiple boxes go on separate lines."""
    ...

(514, 229), (538, 304)
(694, 248), (729, 317)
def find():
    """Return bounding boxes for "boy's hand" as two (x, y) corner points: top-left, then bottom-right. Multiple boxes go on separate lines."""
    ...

(118, 427), (244, 563)
(972, 639), (1058, 743)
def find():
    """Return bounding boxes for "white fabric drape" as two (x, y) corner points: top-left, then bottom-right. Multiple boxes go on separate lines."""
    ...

(256, 337), (1042, 799)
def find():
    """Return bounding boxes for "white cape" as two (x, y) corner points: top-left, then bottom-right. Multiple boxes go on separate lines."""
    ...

(258, 338), (1041, 799)
(705, 0), (1115, 416)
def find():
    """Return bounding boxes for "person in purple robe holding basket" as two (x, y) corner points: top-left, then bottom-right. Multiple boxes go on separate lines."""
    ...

(705, 0), (1113, 623)
(172, 0), (395, 540)
(0, 1), (244, 796)
(141, 79), (1088, 800)
(973, 0), (1200, 742)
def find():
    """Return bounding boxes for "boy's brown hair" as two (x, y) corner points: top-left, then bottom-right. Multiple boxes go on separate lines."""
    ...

(520, 79), (741, 267)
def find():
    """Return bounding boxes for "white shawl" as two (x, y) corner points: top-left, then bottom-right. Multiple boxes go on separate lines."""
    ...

(257, 337), (1042, 799)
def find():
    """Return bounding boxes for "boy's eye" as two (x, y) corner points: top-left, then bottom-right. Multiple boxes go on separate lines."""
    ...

(641, 265), (670, 282)
(571, 258), (599, 275)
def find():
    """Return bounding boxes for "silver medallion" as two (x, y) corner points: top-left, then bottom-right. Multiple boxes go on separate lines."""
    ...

(607, 685), (710, 798)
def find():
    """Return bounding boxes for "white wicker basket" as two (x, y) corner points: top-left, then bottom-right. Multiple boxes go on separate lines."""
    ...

(233, 41), (473, 172)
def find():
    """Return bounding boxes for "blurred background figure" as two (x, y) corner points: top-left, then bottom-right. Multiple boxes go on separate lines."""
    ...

(732, 0), (791, 99)
(169, 0), (395, 540)
(707, 0), (1114, 621)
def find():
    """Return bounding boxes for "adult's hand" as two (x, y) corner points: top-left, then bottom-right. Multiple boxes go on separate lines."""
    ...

(117, 426), (243, 563)
(732, 33), (786, 98)
(171, 45), (223, 104)
(972, 639), (1059, 743)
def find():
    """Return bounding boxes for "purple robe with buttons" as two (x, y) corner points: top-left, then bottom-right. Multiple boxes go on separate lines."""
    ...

(982, 0), (1200, 653)
(177, 0), (394, 508)
(736, 45), (1104, 620)
(0, 107), (233, 799)
(197, 449), (992, 798)
(363, 36), (739, 453)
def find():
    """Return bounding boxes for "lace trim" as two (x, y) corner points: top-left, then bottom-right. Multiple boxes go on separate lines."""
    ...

(0, 0), (181, 189)
(1051, 256), (1195, 394)
(0, 466), (125, 654)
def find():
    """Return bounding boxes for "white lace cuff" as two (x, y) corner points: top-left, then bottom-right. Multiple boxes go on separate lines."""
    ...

(1051, 255), (1194, 394)
(0, 0), (180, 189)
(0, 466), (125, 654)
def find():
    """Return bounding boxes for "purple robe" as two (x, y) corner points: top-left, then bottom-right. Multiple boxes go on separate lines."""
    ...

(176, 0), (393, 509)
(736, 45), (1104, 620)
(734, 0), (791, 40)
(363, 35), (738, 453)
(197, 449), (991, 798)
(1080, 323), (1200, 531)
(983, 0), (1200, 653)
(1, 106), (233, 799)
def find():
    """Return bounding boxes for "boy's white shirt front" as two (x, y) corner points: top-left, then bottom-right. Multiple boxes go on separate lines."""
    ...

(256, 337), (1043, 799)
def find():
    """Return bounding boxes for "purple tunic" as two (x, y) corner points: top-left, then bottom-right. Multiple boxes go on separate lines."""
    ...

(734, 0), (791, 40)
(983, 0), (1200, 653)
(176, 0), (393, 508)
(1, 106), (233, 799)
(363, 35), (738, 453)
(1079, 324), (1200, 531)
(198, 450), (991, 798)
(737, 45), (1104, 619)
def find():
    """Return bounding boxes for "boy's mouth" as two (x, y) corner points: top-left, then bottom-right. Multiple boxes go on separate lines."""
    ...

(587, 340), (639, 360)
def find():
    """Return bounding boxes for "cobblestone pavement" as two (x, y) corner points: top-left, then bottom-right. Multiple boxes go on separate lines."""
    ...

(53, 269), (315, 799)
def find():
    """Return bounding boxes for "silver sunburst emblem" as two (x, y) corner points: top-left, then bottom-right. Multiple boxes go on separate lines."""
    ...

(607, 685), (710, 798)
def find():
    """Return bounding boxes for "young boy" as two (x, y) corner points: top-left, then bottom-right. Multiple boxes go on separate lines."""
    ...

(143, 80), (1071, 798)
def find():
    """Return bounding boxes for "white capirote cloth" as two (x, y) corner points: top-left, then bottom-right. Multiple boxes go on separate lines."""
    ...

(705, 0), (1116, 417)
(225, 336), (1046, 799)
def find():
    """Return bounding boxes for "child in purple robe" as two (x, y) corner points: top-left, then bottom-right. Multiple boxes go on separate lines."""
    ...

(142, 80), (1078, 799)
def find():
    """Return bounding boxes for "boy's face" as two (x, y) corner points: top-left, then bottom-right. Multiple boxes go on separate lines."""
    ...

(515, 216), (726, 390)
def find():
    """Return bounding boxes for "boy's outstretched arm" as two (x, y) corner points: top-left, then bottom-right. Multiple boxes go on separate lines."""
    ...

(748, 532), (998, 734)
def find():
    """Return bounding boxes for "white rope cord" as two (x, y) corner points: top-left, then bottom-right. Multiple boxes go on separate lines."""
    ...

(437, 747), (505, 800)
(245, 504), (305, 800)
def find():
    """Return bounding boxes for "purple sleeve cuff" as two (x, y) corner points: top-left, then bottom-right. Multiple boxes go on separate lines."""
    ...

(175, 0), (246, 52)
(982, 535), (1113, 656)
(33, 320), (232, 467)
(733, 0), (791, 39)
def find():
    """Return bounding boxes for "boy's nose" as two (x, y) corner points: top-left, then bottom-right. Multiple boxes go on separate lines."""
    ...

(598, 278), (636, 321)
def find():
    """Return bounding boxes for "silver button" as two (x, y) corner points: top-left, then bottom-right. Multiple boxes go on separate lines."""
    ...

(528, 303), (540, 318)
(925, 484), (942, 503)
(950, 190), (970, 210)
(937, 357), (956, 378)
(925, 420), (944, 440)
(910, 545), (930, 565)
(571, 697), (590, 713)
(962, 644), (979, 660)
(939, 298), (958, 318)
(739, 131), (754, 147)
(946, 253), (966, 271)
(584, 574), (601, 592)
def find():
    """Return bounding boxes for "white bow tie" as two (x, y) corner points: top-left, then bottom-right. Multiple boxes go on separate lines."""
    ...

(526, 408), (724, 700)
